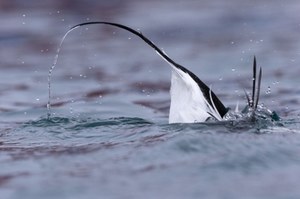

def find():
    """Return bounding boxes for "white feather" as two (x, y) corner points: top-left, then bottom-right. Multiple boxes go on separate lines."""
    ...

(156, 48), (223, 123)
(208, 86), (222, 120)
(169, 67), (212, 123)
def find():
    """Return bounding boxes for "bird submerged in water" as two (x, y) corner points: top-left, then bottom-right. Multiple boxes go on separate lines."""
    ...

(53, 21), (279, 124)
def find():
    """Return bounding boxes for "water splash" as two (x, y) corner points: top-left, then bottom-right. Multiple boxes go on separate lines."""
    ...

(47, 26), (81, 118)
(223, 103), (281, 128)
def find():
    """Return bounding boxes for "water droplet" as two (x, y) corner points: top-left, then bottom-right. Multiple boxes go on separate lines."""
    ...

(285, 106), (289, 110)
(266, 86), (271, 94)
(57, 11), (60, 14)
(36, 98), (40, 101)
(22, 14), (26, 17)
(128, 37), (131, 40)
(231, 68), (236, 72)
(219, 77), (223, 81)
(231, 41), (235, 44)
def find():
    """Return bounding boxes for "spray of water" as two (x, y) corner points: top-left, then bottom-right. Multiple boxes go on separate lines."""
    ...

(47, 26), (80, 118)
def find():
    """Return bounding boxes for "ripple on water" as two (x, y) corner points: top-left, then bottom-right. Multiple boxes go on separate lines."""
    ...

(1, 112), (300, 199)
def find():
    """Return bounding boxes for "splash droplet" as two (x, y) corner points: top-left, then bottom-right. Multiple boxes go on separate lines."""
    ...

(266, 86), (271, 94)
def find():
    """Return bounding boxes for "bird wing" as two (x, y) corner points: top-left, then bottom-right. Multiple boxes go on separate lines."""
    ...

(63, 22), (228, 123)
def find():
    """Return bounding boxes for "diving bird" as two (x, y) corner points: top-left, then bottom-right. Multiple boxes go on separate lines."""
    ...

(51, 22), (270, 123)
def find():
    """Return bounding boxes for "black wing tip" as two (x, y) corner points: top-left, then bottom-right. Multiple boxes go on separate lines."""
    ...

(251, 56), (257, 106)
(250, 56), (263, 113)
(254, 67), (262, 110)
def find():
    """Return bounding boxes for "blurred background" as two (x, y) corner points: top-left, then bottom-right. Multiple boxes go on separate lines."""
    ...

(0, 0), (299, 118)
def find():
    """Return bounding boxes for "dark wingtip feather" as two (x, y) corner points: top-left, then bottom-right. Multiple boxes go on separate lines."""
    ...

(254, 67), (262, 110)
(243, 88), (251, 107)
(251, 56), (257, 107)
